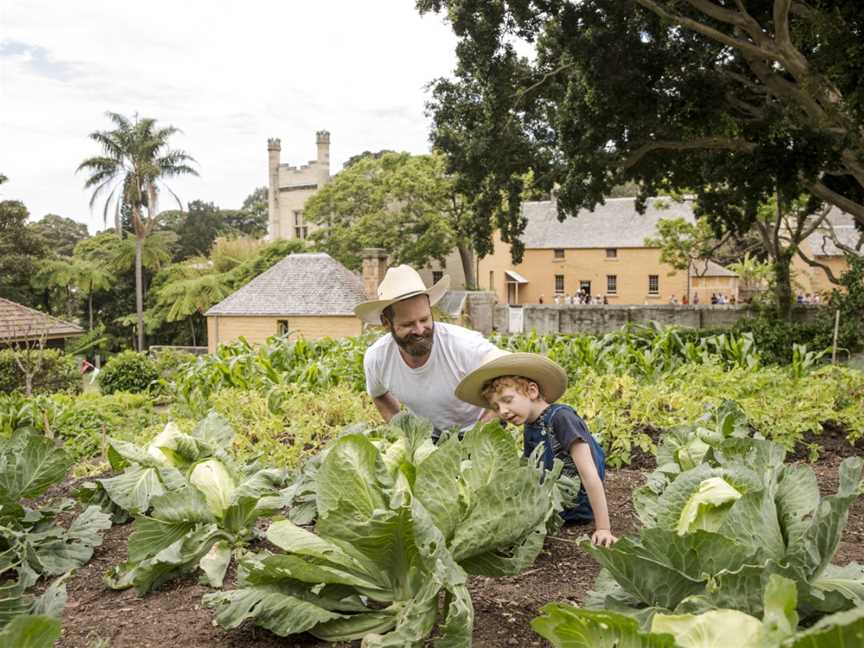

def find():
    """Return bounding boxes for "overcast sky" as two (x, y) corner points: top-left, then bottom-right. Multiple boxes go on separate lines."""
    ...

(0, 1), (458, 234)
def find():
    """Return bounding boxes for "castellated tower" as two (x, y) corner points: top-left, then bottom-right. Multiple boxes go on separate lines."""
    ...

(266, 131), (332, 241)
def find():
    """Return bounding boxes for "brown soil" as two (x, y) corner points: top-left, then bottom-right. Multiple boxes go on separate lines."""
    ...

(56, 456), (864, 648)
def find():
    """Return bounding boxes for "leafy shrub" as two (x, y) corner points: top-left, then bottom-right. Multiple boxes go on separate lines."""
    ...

(0, 348), (79, 395)
(185, 384), (378, 469)
(97, 351), (159, 394)
(0, 391), (163, 469)
(566, 364), (864, 466)
(150, 348), (195, 383)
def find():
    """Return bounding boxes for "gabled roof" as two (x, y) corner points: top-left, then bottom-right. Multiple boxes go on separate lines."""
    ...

(521, 197), (697, 249)
(205, 253), (367, 317)
(0, 298), (84, 342)
(803, 209), (862, 257)
(690, 260), (737, 278)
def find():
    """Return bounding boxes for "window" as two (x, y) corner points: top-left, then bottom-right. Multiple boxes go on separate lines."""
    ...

(553, 248), (565, 259)
(607, 275), (617, 294)
(293, 210), (307, 240)
(554, 274), (564, 293)
(432, 271), (444, 284)
(648, 274), (659, 295)
(277, 319), (290, 336)
(606, 248), (618, 259)
(579, 280), (591, 296)
(489, 271), (494, 289)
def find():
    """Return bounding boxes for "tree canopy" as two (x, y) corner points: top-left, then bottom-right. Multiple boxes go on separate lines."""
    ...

(304, 151), (479, 285)
(0, 201), (48, 306)
(419, 0), (864, 262)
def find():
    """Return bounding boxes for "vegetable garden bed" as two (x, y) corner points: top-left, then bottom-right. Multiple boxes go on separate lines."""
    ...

(53, 450), (864, 648)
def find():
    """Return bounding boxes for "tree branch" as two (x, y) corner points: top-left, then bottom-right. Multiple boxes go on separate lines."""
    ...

(635, 0), (778, 61)
(806, 180), (864, 228)
(795, 247), (842, 285)
(620, 137), (756, 170)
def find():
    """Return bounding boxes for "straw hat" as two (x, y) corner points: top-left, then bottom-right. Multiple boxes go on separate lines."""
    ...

(455, 348), (568, 408)
(354, 265), (450, 324)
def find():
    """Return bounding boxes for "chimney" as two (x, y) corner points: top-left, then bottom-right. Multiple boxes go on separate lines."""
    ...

(267, 138), (281, 240)
(362, 248), (388, 299)
(316, 130), (330, 168)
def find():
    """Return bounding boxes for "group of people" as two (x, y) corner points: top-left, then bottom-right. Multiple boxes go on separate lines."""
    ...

(548, 291), (608, 305)
(668, 292), (736, 305)
(796, 293), (822, 305)
(355, 265), (616, 547)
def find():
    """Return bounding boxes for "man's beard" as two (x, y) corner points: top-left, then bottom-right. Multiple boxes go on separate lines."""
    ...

(392, 323), (434, 357)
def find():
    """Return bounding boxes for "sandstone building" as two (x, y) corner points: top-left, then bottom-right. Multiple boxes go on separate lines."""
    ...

(266, 131), (331, 241)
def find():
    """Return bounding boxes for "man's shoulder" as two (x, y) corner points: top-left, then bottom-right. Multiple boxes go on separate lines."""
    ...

(365, 332), (394, 359)
(436, 322), (485, 343)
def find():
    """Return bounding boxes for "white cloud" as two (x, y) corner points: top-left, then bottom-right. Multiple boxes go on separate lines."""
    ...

(0, 0), (457, 233)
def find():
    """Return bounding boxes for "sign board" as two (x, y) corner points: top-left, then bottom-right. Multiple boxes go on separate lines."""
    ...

(508, 306), (524, 334)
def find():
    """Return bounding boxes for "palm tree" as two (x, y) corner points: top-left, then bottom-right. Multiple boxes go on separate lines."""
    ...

(71, 259), (114, 330)
(32, 258), (78, 319)
(78, 112), (197, 350)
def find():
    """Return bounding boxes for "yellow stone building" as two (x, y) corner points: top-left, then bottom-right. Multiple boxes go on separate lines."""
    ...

(266, 132), (330, 241)
(480, 197), (740, 305)
(205, 253), (366, 352)
(793, 209), (858, 297)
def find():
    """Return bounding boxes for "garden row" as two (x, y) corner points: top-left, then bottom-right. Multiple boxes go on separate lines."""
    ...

(2, 400), (861, 646)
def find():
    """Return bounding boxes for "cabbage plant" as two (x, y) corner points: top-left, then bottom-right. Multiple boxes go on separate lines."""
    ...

(584, 441), (863, 623)
(533, 575), (864, 648)
(204, 414), (561, 646)
(89, 413), (289, 594)
(0, 431), (111, 630)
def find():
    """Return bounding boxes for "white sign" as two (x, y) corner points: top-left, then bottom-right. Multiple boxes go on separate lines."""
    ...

(508, 306), (524, 333)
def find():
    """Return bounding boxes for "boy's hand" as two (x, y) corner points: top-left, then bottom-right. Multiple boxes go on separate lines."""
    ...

(591, 529), (617, 547)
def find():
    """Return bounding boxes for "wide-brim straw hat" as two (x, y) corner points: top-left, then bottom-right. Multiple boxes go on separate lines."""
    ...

(455, 349), (568, 409)
(354, 265), (450, 324)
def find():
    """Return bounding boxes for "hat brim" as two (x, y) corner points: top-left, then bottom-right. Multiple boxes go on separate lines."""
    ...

(354, 275), (451, 324)
(455, 352), (568, 409)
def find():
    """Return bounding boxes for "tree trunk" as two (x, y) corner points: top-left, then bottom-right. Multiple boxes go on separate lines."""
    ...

(24, 371), (33, 397)
(190, 317), (197, 347)
(115, 212), (122, 237)
(457, 243), (477, 289)
(772, 251), (795, 320)
(88, 293), (94, 331)
(135, 235), (145, 351)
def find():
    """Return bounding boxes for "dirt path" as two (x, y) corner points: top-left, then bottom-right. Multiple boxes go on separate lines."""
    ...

(56, 459), (864, 648)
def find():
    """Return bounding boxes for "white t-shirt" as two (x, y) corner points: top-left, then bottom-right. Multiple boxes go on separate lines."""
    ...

(364, 322), (497, 432)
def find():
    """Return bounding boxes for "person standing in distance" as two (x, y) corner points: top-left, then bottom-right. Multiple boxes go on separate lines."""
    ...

(355, 265), (499, 440)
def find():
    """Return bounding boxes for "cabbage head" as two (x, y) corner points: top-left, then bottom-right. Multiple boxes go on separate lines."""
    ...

(190, 459), (236, 517)
(676, 477), (741, 535)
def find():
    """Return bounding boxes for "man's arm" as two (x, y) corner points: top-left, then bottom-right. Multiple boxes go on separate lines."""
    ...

(372, 392), (401, 423)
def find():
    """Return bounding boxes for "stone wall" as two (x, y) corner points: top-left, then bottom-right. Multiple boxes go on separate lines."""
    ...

(493, 304), (823, 335)
(463, 291), (498, 335)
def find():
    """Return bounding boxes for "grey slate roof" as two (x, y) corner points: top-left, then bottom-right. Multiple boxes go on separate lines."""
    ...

(205, 253), (367, 317)
(803, 208), (862, 257)
(690, 260), (737, 278)
(521, 197), (696, 249)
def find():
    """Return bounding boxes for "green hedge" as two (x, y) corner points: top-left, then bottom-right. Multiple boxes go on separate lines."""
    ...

(0, 348), (80, 395)
(97, 351), (159, 394)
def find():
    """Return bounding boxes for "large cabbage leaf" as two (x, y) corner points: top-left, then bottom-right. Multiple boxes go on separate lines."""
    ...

(207, 417), (557, 646)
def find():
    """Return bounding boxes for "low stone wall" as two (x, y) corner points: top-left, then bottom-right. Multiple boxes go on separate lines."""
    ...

(493, 304), (823, 335)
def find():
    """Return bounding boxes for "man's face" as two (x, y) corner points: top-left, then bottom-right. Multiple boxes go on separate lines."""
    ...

(385, 295), (434, 357)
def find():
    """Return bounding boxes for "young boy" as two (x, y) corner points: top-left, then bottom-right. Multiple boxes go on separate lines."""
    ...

(455, 350), (616, 546)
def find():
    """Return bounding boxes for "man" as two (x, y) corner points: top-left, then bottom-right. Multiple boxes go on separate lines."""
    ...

(355, 265), (499, 438)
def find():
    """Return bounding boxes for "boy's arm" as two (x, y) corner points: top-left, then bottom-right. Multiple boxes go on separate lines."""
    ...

(570, 442), (617, 547)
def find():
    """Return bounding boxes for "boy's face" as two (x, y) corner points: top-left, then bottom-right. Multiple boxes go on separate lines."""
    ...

(487, 382), (541, 426)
